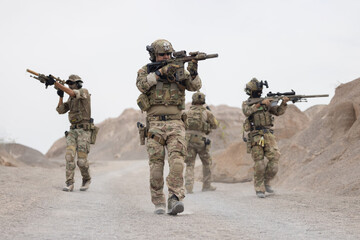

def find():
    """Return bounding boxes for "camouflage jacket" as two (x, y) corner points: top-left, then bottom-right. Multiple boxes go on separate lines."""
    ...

(56, 88), (91, 125)
(242, 99), (287, 130)
(136, 65), (201, 116)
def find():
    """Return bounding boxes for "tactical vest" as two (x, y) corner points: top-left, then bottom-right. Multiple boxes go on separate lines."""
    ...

(248, 107), (274, 129)
(185, 106), (210, 134)
(147, 81), (185, 110)
(67, 89), (91, 124)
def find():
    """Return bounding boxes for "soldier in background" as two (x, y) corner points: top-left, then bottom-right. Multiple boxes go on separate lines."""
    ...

(242, 78), (289, 198)
(136, 39), (202, 215)
(54, 75), (93, 192)
(184, 92), (218, 193)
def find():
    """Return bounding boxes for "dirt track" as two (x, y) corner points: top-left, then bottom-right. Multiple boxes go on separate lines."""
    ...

(0, 160), (359, 240)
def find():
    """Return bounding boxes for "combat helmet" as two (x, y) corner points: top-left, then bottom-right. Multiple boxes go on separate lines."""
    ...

(146, 39), (174, 62)
(245, 78), (268, 96)
(66, 74), (83, 88)
(192, 91), (206, 105)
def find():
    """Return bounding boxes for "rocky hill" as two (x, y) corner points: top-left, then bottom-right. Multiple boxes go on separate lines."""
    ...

(0, 143), (54, 167)
(276, 78), (360, 196)
(46, 105), (244, 160)
(207, 78), (360, 196)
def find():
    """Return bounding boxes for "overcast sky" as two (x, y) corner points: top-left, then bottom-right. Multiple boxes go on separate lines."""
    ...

(1, 0), (359, 154)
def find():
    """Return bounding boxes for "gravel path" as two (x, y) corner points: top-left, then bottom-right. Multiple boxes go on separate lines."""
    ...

(0, 160), (359, 240)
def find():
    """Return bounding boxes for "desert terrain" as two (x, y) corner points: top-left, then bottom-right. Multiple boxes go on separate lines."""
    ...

(1, 78), (359, 239)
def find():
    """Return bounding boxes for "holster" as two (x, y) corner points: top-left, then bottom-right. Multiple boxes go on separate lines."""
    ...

(203, 137), (211, 152)
(90, 123), (99, 144)
(137, 122), (147, 145)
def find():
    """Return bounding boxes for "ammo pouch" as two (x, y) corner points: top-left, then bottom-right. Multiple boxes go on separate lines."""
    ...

(137, 93), (151, 112)
(243, 118), (251, 132)
(90, 124), (99, 144)
(69, 112), (83, 124)
(252, 111), (274, 127)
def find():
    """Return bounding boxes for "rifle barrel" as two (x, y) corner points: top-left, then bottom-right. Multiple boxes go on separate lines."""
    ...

(26, 69), (39, 76)
(292, 94), (329, 98)
(206, 54), (218, 58)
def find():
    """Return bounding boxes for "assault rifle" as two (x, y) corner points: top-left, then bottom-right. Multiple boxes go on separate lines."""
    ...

(146, 51), (218, 82)
(27, 69), (65, 89)
(245, 89), (329, 106)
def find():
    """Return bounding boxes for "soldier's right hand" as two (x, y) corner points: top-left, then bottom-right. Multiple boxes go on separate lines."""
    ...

(261, 98), (272, 106)
(57, 89), (64, 98)
(160, 64), (179, 82)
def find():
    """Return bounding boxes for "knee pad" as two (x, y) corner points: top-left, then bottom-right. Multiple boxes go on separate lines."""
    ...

(65, 146), (76, 162)
(77, 158), (88, 168)
(152, 167), (163, 180)
(77, 152), (88, 167)
(254, 160), (266, 174)
(172, 158), (184, 174)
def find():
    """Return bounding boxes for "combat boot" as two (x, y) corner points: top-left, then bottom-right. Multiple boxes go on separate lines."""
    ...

(256, 191), (265, 198)
(167, 194), (184, 215)
(265, 185), (274, 193)
(202, 185), (216, 192)
(154, 204), (166, 215)
(80, 179), (91, 191)
(63, 183), (74, 192)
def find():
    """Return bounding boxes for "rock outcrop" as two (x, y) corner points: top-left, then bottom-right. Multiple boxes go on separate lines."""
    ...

(0, 143), (53, 167)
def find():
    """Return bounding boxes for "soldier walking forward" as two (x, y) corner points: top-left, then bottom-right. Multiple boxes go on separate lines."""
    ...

(184, 92), (218, 193)
(136, 39), (202, 215)
(54, 75), (93, 192)
(242, 78), (289, 198)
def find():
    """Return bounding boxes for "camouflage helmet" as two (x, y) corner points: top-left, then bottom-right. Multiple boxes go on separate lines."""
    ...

(245, 78), (261, 95)
(147, 39), (174, 62)
(192, 91), (206, 105)
(151, 39), (174, 54)
(66, 74), (83, 84)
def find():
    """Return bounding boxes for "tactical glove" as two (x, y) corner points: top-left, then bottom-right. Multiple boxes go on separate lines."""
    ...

(45, 75), (56, 88)
(161, 64), (179, 82)
(57, 89), (64, 98)
(187, 60), (198, 77)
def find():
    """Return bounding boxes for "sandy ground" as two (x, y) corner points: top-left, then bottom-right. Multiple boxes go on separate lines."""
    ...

(0, 160), (359, 240)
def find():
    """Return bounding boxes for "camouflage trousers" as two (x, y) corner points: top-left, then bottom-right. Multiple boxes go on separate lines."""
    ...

(146, 119), (187, 206)
(184, 133), (212, 192)
(250, 131), (280, 192)
(65, 128), (91, 185)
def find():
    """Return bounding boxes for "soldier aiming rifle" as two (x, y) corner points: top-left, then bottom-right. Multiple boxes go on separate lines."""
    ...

(242, 78), (328, 198)
(27, 69), (99, 192)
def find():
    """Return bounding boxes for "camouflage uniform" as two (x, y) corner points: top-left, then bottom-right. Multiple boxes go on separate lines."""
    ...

(57, 87), (92, 186)
(136, 40), (202, 209)
(242, 78), (287, 194)
(184, 93), (218, 193)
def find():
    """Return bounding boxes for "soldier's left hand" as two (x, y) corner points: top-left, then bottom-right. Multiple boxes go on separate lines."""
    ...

(187, 60), (198, 77)
(282, 97), (290, 103)
(161, 64), (179, 82)
(45, 75), (56, 87)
